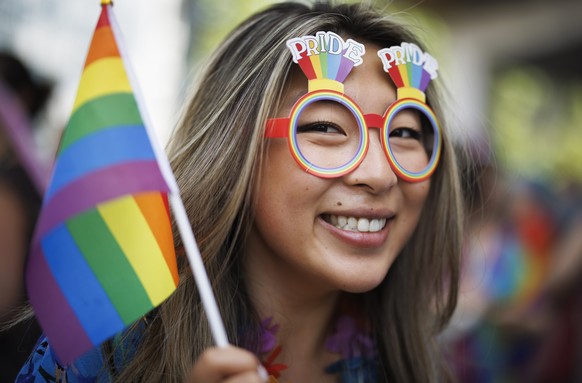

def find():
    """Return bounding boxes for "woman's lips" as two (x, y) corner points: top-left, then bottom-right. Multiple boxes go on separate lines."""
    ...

(317, 214), (393, 248)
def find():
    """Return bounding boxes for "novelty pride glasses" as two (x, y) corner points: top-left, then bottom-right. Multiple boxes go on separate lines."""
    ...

(264, 32), (442, 183)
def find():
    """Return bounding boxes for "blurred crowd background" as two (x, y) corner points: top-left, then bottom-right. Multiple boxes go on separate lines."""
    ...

(1, 0), (581, 382)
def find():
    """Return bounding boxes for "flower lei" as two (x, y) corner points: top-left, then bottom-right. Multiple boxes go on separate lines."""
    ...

(258, 314), (378, 382)
(259, 318), (288, 379)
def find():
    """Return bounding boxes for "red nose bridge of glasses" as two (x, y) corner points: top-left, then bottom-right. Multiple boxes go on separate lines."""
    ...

(264, 113), (384, 138)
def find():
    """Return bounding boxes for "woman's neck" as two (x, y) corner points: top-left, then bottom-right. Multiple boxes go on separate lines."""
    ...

(252, 287), (341, 383)
(243, 249), (342, 382)
(247, 266), (340, 353)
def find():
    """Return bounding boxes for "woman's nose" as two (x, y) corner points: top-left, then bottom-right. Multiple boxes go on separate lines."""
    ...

(343, 128), (397, 193)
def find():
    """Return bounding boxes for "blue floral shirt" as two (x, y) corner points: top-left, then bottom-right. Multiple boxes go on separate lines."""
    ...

(17, 315), (377, 383)
(15, 330), (140, 383)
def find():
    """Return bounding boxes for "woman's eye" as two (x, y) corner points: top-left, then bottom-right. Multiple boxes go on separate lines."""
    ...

(297, 122), (344, 134)
(390, 127), (422, 140)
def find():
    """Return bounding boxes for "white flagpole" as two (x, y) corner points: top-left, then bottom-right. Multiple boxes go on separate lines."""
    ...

(169, 195), (229, 347)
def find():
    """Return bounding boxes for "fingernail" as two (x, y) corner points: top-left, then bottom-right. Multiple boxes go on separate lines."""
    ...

(257, 365), (269, 382)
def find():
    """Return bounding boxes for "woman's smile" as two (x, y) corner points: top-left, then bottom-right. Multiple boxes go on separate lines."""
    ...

(318, 213), (393, 248)
(321, 214), (389, 233)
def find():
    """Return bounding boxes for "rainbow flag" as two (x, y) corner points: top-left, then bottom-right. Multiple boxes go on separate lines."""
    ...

(25, 1), (179, 365)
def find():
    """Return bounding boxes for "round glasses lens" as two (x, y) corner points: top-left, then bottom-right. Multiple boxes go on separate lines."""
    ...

(294, 99), (363, 172)
(387, 106), (436, 174)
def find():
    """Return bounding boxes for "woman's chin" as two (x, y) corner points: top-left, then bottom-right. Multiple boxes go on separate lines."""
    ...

(334, 272), (387, 294)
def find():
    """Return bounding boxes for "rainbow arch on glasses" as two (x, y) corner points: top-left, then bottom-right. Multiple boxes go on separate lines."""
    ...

(288, 90), (368, 178)
(383, 98), (442, 183)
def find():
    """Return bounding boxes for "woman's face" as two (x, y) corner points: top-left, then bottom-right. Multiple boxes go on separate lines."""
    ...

(245, 43), (431, 295)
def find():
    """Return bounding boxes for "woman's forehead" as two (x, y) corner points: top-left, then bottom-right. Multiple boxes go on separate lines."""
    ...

(343, 42), (396, 111)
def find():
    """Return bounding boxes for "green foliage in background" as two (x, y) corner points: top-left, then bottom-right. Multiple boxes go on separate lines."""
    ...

(192, 0), (275, 57)
(491, 67), (582, 183)
(188, 0), (444, 60)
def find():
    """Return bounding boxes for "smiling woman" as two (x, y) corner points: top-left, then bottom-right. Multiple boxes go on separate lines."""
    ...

(18, 2), (463, 382)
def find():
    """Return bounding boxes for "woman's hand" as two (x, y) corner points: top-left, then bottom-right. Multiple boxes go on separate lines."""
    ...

(186, 346), (269, 383)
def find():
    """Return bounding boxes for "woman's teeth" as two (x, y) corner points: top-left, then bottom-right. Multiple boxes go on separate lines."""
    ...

(327, 215), (387, 233)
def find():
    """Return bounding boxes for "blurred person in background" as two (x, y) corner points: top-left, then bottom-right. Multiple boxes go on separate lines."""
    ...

(446, 155), (582, 382)
(522, 180), (582, 383)
(0, 51), (51, 382)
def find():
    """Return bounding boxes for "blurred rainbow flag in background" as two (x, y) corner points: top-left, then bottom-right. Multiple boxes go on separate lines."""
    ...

(25, 1), (179, 365)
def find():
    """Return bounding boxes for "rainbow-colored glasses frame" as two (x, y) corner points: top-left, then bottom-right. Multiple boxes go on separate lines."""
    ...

(265, 89), (442, 183)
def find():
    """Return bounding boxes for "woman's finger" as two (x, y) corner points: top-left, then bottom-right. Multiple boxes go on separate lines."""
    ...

(223, 369), (269, 383)
(186, 346), (265, 383)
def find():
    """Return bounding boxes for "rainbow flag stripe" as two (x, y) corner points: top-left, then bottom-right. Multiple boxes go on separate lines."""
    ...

(26, 3), (178, 365)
